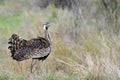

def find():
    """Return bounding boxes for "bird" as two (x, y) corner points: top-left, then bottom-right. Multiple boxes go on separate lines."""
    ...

(8, 22), (51, 62)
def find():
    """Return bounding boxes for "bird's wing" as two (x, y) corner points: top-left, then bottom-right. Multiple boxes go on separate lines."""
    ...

(26, 37), (50, 49)
(11, 37), (50, 61)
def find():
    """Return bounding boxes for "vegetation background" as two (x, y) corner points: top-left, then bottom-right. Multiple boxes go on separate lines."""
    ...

(0, 0), (120, 80)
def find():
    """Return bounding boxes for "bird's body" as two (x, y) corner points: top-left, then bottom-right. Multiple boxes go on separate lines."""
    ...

(8, 22), (51, 61)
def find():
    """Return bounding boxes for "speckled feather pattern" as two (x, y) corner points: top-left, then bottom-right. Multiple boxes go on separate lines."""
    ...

(8, 34), (51, 61)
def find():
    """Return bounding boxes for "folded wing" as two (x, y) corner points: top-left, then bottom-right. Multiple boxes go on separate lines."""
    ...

(8, 34), (51, 61)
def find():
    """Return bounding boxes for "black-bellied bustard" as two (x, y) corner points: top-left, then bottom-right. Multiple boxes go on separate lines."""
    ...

(8, 22), (51, 73)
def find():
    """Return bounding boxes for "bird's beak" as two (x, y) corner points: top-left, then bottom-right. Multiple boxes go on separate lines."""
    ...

(48, 23), (51, 27)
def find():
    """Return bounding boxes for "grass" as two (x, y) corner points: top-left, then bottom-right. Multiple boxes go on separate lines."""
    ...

(0, 0), (120, 80)
(0, 13), (21, 27)
(0, 73), (26, 80)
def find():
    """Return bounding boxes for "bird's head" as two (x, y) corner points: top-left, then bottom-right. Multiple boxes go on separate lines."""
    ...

(43, 22), (50, 30)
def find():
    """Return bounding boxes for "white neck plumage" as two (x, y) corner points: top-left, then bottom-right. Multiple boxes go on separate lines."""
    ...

(45, 30), (51, 44)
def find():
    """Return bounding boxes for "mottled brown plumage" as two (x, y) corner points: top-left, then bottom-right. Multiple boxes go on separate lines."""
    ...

(8, 22), (51, 61)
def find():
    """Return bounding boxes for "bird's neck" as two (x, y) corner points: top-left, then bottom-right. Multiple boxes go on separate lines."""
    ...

(44, 30), (51, 44)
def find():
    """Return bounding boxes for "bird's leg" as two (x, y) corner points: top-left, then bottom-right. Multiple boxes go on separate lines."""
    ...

(30, 59), (34, 73)
(18, 62), (23, 74)
(30, 59), (37, 73)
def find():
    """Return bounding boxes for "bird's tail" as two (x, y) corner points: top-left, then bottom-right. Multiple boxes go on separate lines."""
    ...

(8, 34), (26, 57)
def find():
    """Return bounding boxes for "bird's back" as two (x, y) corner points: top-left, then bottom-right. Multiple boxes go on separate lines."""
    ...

(8, 34), (51, 61)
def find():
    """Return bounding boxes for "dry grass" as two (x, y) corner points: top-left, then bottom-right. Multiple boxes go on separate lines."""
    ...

(0, 0), (120, 80)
